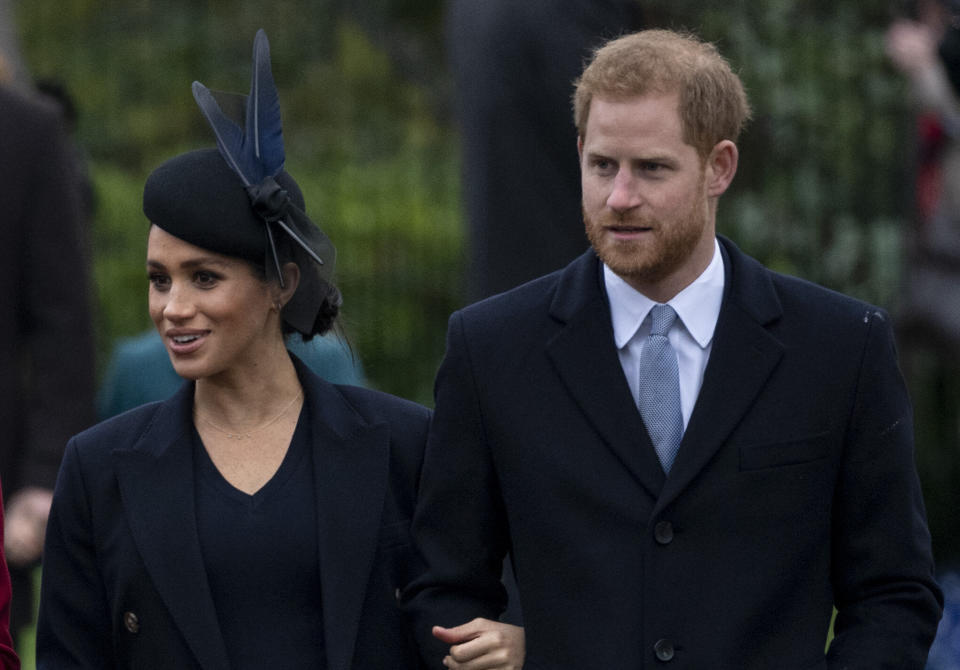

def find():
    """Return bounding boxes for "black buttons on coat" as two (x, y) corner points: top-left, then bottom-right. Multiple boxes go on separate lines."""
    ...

(654, 520), (674, 545)
(123, 611), (140, 634)
(652, 521), (676, 661)
(654, 638), (675, 661)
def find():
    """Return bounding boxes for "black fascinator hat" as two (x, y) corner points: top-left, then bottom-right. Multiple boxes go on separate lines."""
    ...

(143, 29), (337, 337)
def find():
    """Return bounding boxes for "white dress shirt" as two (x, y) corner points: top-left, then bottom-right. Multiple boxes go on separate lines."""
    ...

(604, 238), (725, 429)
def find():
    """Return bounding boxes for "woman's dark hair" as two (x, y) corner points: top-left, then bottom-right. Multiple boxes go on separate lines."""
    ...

(249, 234), (342, 340)
(299, 280), (342, 340)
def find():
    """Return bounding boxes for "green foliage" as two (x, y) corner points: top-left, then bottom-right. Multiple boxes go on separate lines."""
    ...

(88, 162), (152, 364)
(646, 0), (913, 309)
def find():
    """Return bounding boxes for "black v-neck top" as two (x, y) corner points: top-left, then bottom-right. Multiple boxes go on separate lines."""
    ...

(193, 404), (326, 669)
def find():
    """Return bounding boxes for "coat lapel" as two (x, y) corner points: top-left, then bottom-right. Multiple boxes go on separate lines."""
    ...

(546, 251), (666, 500)
(653, 238), (785, 515)
(301, 368), (390, 670)
(113, 384), (231, 670)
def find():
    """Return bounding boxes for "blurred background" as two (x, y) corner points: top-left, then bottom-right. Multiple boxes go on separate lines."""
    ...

(3, 0), (960, 665)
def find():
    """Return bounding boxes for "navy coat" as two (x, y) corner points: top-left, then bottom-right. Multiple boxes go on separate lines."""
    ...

(406, 237), (943, 669)
(38, 359), (429, 669)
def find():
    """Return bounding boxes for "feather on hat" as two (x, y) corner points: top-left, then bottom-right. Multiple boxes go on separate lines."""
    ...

(143, 29), (336, 336)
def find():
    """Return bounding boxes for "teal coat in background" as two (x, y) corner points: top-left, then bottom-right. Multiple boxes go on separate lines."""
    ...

(97, 330), (364, 420)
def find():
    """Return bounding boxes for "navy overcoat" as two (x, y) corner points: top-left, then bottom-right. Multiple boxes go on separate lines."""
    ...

(406, 237), (943, 669)
(38, 358), (429, 669)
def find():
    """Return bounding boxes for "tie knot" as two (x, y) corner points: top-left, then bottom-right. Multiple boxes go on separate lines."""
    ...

(649, 304), (677, 337)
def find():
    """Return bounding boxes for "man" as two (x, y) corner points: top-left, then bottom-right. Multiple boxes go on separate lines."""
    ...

(406, 30), (942, 668)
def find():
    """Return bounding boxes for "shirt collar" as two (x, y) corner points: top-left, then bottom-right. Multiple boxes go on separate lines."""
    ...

(604, 237), (725, 350)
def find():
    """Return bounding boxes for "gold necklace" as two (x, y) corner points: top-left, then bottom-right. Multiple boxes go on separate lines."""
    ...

(195, 391), (303, 440)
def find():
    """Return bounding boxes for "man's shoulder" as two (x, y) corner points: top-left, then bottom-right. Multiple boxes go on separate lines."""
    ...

(465, 270), (563, 314)
(766, 268), (887, 330)
(460, 250), (597, 324)
(722, 236), (885, 324)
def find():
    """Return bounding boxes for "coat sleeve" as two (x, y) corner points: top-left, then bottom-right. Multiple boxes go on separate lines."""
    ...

(827, 310), (943, 668)
(403, 311), (510, 666)
(36, 439), (113, 668)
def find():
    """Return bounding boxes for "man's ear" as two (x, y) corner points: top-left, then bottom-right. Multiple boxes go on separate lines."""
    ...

(705, 140), (738, 197)
(577, 135), (584, 161)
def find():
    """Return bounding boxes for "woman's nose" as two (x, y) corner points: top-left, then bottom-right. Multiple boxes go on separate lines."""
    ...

(162, 284), (196, 321)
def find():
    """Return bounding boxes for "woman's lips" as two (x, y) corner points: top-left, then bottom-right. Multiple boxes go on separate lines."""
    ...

(166, 331), (209, 355)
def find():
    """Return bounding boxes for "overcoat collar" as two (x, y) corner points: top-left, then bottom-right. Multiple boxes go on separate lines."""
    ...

(546, 236), (784, 508)
(113, 357), (388, 670)
(546, 248), (667, 499)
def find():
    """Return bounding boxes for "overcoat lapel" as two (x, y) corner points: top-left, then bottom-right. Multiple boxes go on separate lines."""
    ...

(654, 238), (785, 515)
(303, 369), (390, 670)
(546, 251), (666, 500)
(113, 383), (231, 670)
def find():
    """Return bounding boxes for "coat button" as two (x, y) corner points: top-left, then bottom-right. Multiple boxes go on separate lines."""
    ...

(123, 611), (140, 634)
(654, 638), (675, 661)
(654, 521), (674, 545)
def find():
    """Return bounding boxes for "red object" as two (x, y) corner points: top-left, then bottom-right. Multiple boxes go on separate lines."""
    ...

(0, 480), (21, 670)
(916, 112), (946, 223)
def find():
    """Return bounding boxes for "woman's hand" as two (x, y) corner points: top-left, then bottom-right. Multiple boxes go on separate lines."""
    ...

(432, 618), (524, 669)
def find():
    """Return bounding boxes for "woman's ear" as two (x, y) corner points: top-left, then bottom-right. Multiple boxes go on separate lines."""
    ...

(275, 262), (300, 308)
(705, 140), (738, 198)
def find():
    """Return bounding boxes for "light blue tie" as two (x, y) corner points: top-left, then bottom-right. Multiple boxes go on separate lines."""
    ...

(637, 304), (683, 473)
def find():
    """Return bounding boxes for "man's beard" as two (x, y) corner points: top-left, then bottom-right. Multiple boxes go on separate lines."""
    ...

(583, 184), (708, 288)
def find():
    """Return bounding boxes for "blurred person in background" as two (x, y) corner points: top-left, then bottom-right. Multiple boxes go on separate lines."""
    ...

(445, 0), (645, 303)
(887, 0), (960, 347)
(887, 2), (960, 666)
(0, 53), (96, 647)
(34, 78), (96, 229)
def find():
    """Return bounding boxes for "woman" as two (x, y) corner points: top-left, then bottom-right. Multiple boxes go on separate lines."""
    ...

(36, 30), (522, 669)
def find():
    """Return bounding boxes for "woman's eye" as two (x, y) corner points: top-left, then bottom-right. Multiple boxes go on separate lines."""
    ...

(194, 270), (219, 287)
(148, 273), (170, 291)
